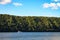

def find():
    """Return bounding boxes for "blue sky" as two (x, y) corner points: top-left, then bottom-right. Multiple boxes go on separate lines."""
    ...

(0, 0), (60, 17)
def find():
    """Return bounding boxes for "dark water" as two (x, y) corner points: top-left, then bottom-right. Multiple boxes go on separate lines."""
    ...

(0, 32), (60, 40)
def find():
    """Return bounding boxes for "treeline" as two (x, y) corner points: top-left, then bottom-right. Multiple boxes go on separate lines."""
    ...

(0, 14), (60, 32)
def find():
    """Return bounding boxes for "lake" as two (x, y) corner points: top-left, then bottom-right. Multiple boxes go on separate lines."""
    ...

(0, 32), (60, 40)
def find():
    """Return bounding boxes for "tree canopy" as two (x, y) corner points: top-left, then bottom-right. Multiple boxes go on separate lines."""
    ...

(0, 14), (60, 32)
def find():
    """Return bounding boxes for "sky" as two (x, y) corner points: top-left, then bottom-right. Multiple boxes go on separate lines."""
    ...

(0, 0), (60, 17)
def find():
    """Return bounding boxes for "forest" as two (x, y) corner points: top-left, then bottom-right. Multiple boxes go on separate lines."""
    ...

(0, 14), (60, 32)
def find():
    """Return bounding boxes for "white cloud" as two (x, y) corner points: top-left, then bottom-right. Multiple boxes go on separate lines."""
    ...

(43, 3), (60, 9)
(54, 0), (58, 2)
(0, 0), (11, 4)
(43, 0), (60, 10)
(57, 3), (60, 7)
(50, 3), (58, 9)
(43, 3), (50, 8)
(13, 3), (22, 6)
(0, 0), (23, 7)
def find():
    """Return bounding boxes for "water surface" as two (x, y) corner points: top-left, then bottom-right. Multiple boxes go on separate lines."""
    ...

(0, 32), (60, 40)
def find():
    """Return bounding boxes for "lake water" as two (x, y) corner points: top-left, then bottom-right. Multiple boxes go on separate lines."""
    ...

(0, 32), (60, 40)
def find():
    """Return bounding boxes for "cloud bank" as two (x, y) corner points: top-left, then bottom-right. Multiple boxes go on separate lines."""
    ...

(13, 3), (22, 6)
(0, 0), (11, 4)
(0, 0), (23, 7)
(43, 0), (60, 9)
(54, 0), (58, 2)
(43, 3), (60, 9)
